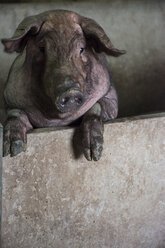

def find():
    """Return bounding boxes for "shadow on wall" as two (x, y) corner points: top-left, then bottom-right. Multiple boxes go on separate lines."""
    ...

(113, 57), (165, 118)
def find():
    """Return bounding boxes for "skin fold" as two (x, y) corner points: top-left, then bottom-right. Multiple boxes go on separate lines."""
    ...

(1, 10), (125, 161)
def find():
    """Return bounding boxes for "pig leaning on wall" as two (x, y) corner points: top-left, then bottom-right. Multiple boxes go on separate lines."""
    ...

(1, 10), (125, 161)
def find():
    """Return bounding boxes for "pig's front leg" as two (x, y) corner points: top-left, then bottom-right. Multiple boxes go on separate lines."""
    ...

(81, 103), (104, 161)
(81, 85), (118, 161)
(98, 84), (118, 122)
(3, 109), (33, 157)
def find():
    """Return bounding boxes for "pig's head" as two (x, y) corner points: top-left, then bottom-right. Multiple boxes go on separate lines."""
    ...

(2, 10), (125, 117)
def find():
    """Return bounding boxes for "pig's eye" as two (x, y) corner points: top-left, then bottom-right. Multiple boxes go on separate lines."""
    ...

(80, 48), (84, 54)
(39, 47), (45, 53)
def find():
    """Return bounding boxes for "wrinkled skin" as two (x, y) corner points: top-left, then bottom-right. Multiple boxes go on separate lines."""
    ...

(1, 10), (125, 161)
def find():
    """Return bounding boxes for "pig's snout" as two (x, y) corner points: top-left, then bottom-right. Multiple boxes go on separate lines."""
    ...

(56, 89), (84, 112)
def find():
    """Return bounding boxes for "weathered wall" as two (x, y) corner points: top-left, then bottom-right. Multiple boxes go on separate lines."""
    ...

(1, 114), (165, 248)
(0, 0), (165, 124)
(0, 1), (165, 247)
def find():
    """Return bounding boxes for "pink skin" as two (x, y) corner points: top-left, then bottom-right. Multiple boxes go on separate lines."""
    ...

(2, 10), (125, 160)
(26, 56), (110, 127)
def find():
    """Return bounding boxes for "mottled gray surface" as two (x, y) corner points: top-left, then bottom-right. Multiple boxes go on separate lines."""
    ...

(0, 1), (165, 247)
(0, 0), (165, 124)
(2, 114), (165, 248)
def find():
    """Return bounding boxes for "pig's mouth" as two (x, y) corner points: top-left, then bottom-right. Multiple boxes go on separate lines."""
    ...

(55, 88), (85, 113)
(54, 80), (109, 124)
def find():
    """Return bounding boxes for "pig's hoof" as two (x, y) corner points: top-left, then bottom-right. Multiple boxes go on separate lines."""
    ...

(3, 140), (10, 157)
(84, 146), (103, 161)
(3, 119), (27, 157)
(11, 140), (26, 157)
(82, 117), (104, 161)
(92, 141), (103, 161)
(3, 139), (26, 157)
(84, 137), (103, 161)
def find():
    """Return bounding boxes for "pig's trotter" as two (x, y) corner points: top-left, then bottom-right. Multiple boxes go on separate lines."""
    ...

(82, 116), (104, 161)
(11, 140), (27, 157)
(81, 103), (104, 161)
(3, 109), (32, 157)
(3, 119), (27, 157)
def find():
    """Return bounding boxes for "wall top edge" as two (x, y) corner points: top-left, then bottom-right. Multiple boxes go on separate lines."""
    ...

(108, 112), (165, 124)
(30, 112), (165, 134)
(0, 113), (165, 135)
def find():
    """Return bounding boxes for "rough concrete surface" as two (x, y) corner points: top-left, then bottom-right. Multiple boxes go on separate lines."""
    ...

(1, 114), (165, 248)
(0, 0), (165, 124)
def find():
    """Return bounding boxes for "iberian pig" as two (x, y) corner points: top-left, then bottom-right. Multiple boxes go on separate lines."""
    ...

(1, 10), (125, 161)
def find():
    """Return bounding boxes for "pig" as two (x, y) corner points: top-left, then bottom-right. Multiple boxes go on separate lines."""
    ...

(1, 10), (125, 161)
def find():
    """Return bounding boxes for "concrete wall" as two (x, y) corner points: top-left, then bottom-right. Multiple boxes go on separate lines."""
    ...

(0, 1), (165, 247)
(1, 114), (165, 248)
(0, 0), (165, 124)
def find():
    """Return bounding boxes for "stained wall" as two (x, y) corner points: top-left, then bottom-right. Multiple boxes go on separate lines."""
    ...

(1, 114), (165, 248)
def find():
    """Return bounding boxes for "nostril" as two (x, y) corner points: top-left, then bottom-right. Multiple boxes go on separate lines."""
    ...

(60, 95), (83, 107)
(74, 96), (83, 105)
(70, 98), (75, 104)
(60, 97), (70, 107)
(56, 90), (84, 112)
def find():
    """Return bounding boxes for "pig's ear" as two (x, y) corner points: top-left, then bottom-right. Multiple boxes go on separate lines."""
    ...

(1, 16), (44, 53)
(80, 17), (126, 57)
